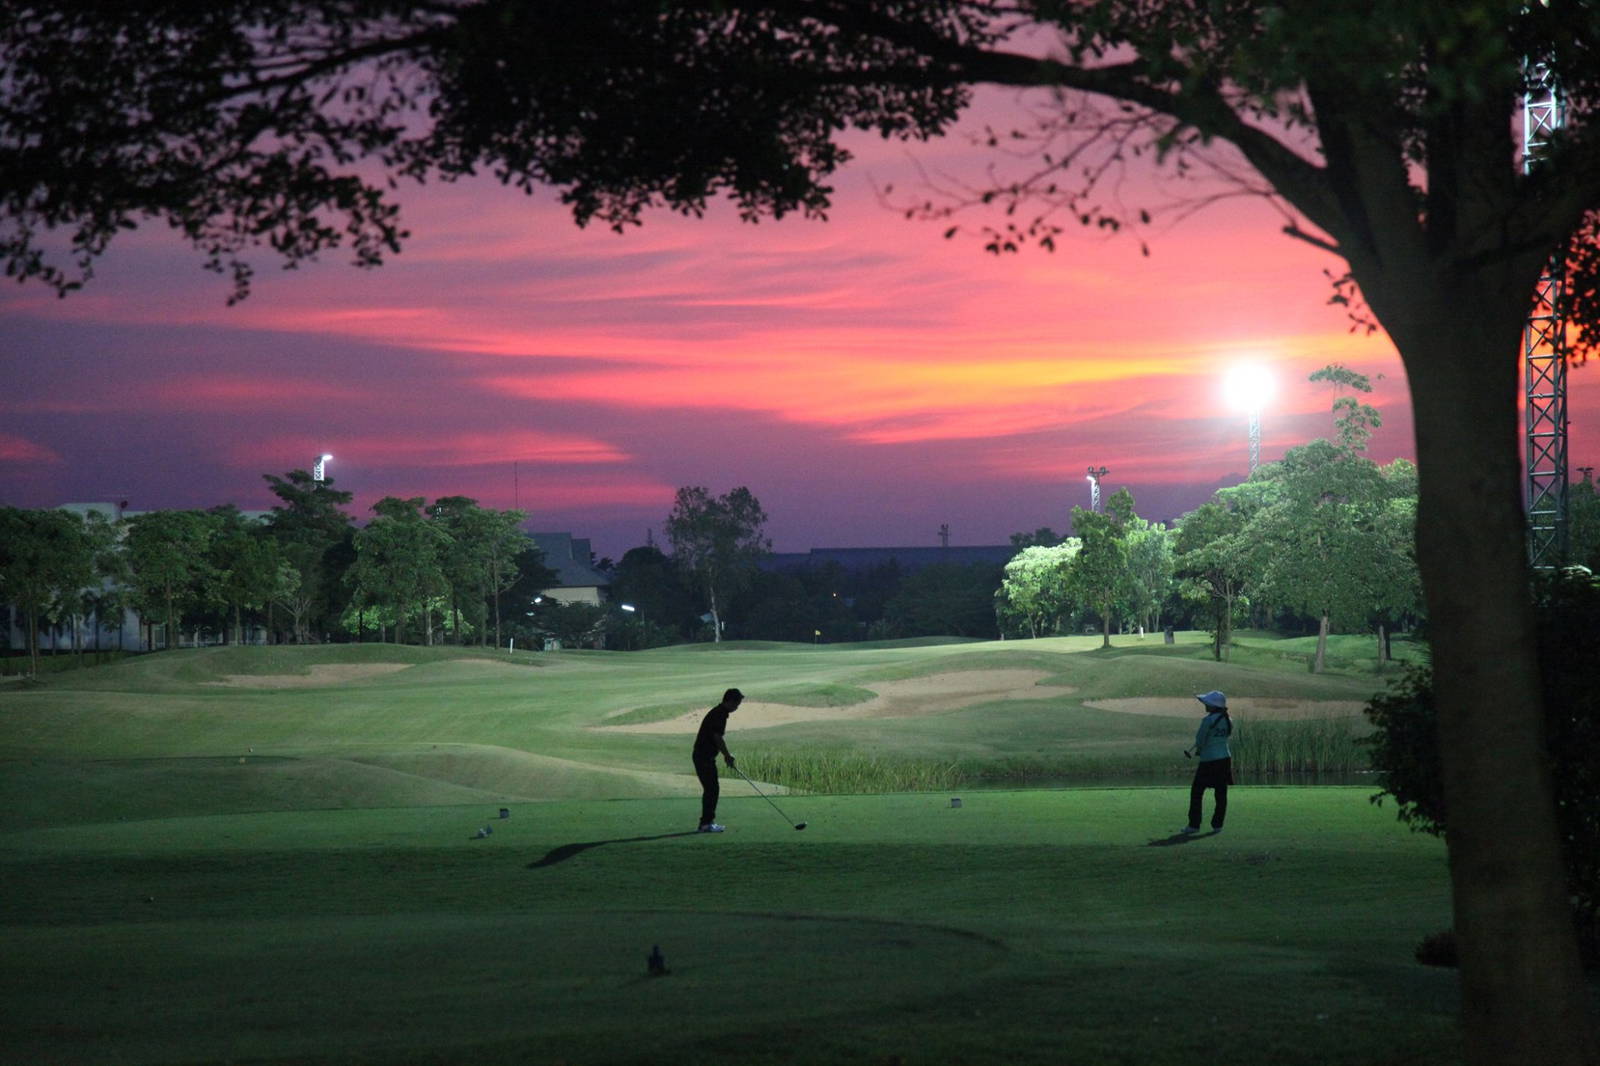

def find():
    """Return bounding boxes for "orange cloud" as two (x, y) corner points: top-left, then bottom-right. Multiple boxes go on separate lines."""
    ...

(238, 429), (629, 472)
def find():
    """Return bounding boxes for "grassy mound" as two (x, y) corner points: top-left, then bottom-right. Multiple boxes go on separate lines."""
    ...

(0, 633), (1395, 794)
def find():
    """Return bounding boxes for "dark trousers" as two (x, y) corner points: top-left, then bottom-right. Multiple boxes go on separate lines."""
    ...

(1188, 757), (1232, 829)
(694, 754), (720, 826)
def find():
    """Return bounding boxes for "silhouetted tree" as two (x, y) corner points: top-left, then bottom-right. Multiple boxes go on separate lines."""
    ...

(263, 470), (354, 643)
(664, 486), (770, 643)
(7, 5), (1600, 1053)
(0, 507), (94, 672)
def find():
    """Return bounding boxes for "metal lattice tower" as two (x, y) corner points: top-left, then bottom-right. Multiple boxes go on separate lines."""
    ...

(1086, 466), (1107, 513)
(1523, 59), (1569, 569)
(1247, 410), (1262, 473)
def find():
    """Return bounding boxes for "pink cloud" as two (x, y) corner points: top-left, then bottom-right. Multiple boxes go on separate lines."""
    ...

(0, 433), (63, 463)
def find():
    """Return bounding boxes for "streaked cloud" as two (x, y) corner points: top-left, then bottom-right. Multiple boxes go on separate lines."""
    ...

(0, 433), (62, 464)
(0, 92), (1579, 556)
(234, 430), (630, 472)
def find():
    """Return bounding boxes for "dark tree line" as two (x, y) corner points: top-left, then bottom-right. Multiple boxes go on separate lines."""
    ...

(0, 470), (556, 660)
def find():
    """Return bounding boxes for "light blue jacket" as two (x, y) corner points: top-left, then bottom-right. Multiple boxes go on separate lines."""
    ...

(1193, 711), (1233, 762)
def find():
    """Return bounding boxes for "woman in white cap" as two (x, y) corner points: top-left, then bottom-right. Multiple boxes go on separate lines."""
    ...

(1183, 690), (1233, 835)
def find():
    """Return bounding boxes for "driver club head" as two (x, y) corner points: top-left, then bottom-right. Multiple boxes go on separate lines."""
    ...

(794, 822), (807, 830)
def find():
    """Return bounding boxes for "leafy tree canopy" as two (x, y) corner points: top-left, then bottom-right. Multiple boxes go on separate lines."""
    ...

(664, 485), (771, 642)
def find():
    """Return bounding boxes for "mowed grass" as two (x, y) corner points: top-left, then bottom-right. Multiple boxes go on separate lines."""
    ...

(0, 633), (1498, 1063)
(4, 789), (1457, 1065)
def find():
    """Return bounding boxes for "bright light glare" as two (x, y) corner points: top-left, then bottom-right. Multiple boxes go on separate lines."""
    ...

(1223, 366), (1275, 411)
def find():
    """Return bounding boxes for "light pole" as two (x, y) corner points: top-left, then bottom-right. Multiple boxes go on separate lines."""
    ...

(1085, 466), (1108, 513)
(1223, 366), (1275, 473)
(313, 453), (333, 482)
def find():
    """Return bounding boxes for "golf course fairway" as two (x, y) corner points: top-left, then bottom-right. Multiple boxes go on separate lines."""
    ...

(0, 636), (1505, 1063)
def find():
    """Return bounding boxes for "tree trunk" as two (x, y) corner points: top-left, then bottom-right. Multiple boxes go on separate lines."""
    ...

(1100, 603), (1111, 648)
(1404, 328), (1595, 1065)
(26, 605), (39, 677)
(1313, 613), (1329, 673)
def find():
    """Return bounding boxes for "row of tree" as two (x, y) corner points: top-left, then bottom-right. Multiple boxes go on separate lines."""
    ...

(996, 368), (1422, 667)
(0, 471), (556, 675)
(992, 365), (1600, 668)
(10, 438), (1597, 670)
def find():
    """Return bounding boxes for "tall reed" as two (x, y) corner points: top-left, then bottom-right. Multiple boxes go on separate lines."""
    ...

(737, 750), (962, 794)
(1229, 718), (1371, 777)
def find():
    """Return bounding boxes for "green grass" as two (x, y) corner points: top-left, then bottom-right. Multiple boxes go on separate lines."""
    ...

(2, 631), (1585, 1064)
(0, 648), (134, 675)
(3, 789), (1462, 1065)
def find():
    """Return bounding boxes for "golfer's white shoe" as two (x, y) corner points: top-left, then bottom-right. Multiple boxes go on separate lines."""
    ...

(698, 823), (726, 833)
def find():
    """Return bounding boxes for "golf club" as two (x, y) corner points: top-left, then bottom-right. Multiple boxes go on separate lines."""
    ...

(733, 764), (807, 830)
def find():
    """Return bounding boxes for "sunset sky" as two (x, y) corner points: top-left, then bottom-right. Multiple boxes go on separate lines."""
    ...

(3, 85), (1596, 561)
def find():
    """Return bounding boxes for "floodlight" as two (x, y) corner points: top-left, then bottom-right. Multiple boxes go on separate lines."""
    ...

(1223, 366), (1274, 472)
(1223, 366), (1274, 412)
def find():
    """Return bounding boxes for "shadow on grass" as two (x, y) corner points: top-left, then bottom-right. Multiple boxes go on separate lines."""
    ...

(1146, 829), (1222, 847)
(528, 831), (701, 868)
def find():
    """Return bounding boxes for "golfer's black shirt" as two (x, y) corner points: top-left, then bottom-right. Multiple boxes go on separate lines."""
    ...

(693, 705), (732, 759)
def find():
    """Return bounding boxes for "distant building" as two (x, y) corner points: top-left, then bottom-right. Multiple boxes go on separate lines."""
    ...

(762, 544), (1017, 575)
(530, 532), (613, 605)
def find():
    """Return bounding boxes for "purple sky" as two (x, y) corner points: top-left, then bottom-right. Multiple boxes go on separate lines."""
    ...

(3, 89), (1594, 561)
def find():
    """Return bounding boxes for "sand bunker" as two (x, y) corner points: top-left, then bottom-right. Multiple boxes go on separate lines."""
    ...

(203, 663), (412, 688)
(603, 669), (1066, 733)
(1083, 696), (1368, 720)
